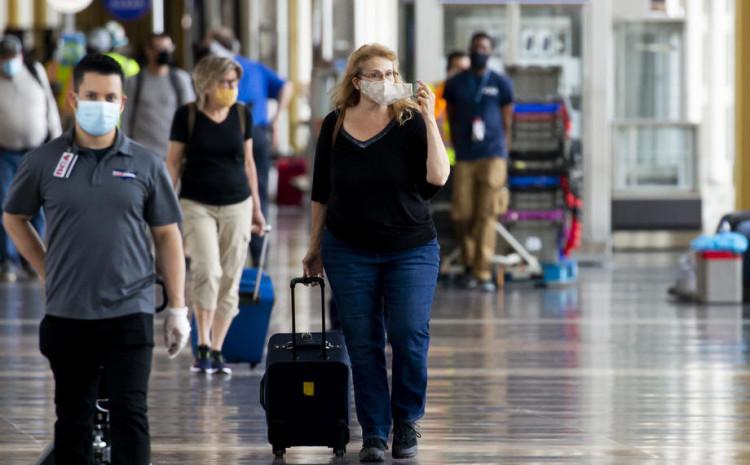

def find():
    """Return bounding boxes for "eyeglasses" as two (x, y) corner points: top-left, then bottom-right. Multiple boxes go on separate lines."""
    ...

(218, 79), (238, 88)
(358, 70), (398, 81)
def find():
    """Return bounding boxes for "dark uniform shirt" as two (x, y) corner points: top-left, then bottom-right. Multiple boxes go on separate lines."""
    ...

(3, 129), (182, 320)
(444, 69), (514, 161)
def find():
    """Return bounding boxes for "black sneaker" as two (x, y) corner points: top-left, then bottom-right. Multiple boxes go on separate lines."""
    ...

(392, 422), (420, 459)
(459, 274), (478, 290)
(210, 350), (232, 375)
(191, 345), (213, 374)
(359, 437), (386, 462)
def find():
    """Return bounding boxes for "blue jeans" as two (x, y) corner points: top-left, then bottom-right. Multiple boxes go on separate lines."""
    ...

(0, 150), (44, 266)
(321, 230), (439, 441)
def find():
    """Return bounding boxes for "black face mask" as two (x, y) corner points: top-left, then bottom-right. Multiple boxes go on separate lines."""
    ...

(156, 50), (173, 66)
(470, 52), (489, 71)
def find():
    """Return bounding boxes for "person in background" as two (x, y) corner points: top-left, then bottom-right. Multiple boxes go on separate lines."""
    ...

(122, 33), (195, 159)
(444, 31), (514, 293)
(167, 55), (266, 375)
(303, 43), (449, 462)
(434, 50), (469, 166)
(203, 27), (293, 266)
(46, 31), (87, 129)
(3, 53), (189, 465)
(87, 22), (140, 79)
(0, 35), (62, 282)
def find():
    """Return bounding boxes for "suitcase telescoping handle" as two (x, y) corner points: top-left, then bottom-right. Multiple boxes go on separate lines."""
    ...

(155, 278), (168, 313)
(290, 276), (327, 360)
(252, 224), (273, 302)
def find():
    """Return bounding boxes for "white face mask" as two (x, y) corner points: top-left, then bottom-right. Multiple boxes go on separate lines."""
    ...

(359, 79), (413, 106)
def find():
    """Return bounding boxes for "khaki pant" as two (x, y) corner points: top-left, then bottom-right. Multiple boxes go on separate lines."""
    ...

(451, 158), (507, 281)
(181, 197), (252, 319)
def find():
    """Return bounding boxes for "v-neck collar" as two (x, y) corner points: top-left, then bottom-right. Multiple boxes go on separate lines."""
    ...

(341, 119), (397, 149)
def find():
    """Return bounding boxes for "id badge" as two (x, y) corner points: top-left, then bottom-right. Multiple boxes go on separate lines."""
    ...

(472, 118), (485, 142)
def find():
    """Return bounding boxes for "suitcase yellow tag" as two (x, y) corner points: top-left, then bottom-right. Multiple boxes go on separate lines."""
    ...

(303, 381), (315, 397)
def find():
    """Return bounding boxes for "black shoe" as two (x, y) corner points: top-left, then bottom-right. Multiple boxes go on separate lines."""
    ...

(210, 350), (232, 375)
(459, 274), (478, 290)
(359, 437), (386, 462)
(191, 345), (214, 374)
(392, 422), (420, 459)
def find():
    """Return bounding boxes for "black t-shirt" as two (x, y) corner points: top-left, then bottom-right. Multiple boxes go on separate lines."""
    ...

(311, 110), (441, 251)
(169, 103), (253, 205)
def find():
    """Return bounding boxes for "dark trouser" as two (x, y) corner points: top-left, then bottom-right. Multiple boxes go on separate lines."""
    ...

(39, 313), (154, 465)
(321, 231), (440, 441)
(250, 124), (271, 266)
(0, 149), (45, 266)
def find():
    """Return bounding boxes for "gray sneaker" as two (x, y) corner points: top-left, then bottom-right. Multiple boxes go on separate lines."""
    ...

(480, 280), (497, 293)
(359, 437), (386, 462)
(0, 262), (16, 283)
(392, 422), (420, 459)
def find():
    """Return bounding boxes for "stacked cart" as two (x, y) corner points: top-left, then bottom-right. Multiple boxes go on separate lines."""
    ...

(504, 66), (581, 284)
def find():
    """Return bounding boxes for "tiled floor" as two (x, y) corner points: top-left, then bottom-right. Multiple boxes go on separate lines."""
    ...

(2, 208), (749, 464)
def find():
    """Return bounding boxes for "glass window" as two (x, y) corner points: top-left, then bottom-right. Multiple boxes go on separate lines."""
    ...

(443, 5), (508, 64)
(614, 123), (695, 191)
(614, 21), (695, 192)
(615, 22), (684, 120)
(519, 5), (584, 142)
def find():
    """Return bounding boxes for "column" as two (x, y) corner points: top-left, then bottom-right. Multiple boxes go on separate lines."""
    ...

(415, 0), (443, 84)
(581, 0), (613, 255)
(736, 0), (750, 209)
(353, 0), (398, 50)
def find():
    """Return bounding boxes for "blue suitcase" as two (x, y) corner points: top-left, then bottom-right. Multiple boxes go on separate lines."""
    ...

(190, 228), (275, 368)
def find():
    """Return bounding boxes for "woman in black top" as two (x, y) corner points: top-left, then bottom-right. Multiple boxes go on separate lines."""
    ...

(167, 55), (266, 375)
(303, 44), (449, 462)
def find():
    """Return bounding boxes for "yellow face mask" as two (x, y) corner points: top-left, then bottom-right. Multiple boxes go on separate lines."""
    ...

(213, 87), (238, 107)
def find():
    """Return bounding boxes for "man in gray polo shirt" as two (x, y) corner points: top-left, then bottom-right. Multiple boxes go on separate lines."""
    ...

(2, 53), (190, 465)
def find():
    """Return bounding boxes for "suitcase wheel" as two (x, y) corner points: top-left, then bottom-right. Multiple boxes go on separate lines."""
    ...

(334, 447), (345, 457)
(250, 362), (258, 369)
(273, 447), (285, 459)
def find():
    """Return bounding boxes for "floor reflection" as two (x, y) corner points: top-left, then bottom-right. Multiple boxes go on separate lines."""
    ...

(1, 207), (750, 464)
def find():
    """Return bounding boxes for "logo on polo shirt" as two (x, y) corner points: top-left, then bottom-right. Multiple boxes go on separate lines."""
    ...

(53, 152), (79, 179)
(112, 169), (137, 180)
(482, 87), (499, 96)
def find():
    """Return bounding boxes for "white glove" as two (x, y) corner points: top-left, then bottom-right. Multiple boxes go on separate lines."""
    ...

(164, 307), (191, 359)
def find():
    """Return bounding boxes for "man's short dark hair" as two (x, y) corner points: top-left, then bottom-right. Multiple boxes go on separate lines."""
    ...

(72, 53), (124, 92)
(446, 51), (467, 72)
(470, 31), (495, 50)
(147, 32), (172, 47)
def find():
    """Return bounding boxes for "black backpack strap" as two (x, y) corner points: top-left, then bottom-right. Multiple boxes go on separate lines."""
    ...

(168, 67), (185, 107)
(24, 57), (42, 86)
(128, 72), (144, 138)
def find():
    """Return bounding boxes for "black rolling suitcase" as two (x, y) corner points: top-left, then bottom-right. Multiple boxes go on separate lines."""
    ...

(260, 277), (351, 459)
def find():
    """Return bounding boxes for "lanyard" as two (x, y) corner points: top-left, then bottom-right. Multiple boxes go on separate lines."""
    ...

(474, 71), (491, 104)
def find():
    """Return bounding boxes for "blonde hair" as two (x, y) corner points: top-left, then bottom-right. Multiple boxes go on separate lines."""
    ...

(192, 55), (243, 110)
(331, 44), (419, 138)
